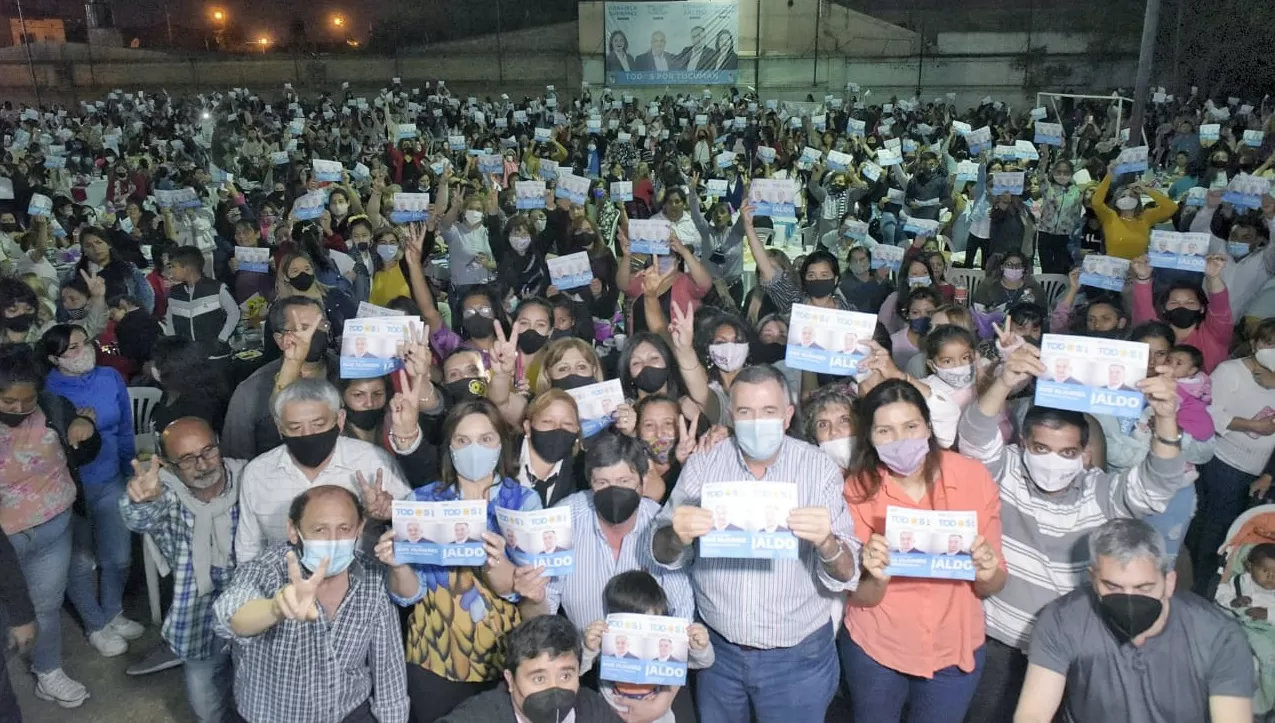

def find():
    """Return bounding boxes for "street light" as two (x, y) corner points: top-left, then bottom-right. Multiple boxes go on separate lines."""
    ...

(212, 9), (225, 23)
(258, 35), (270, 54)
(331, 14), (345, 28)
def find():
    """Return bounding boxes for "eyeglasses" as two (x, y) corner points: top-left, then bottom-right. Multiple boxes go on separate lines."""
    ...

(170, 444), (220, 471)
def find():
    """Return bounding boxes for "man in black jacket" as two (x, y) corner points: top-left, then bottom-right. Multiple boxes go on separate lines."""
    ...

(439, 615), (622, 723)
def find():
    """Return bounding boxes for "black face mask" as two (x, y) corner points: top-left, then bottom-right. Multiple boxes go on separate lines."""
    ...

(0, 223), (18, 233)
(345, 406), (383, 431)
(282, 424), (340, 468)
(0, 408), (33, 427)
(461, 314), (495, 340)
(572, 233), (596, 250)
(550, 328), (573, 341)
(750, 341), (785, 365)
(552, 374), (595, 392)
(1163, 307), (1201, 330)
(305, 329), (329, 363)
(529, 427), (576, 464)
(594, 485), (641, 525)
(290, 272), (316, 292)
(520, 687), (578, 723)
(634, 366), (668, 394)
(517, 330), (548, 355)
(1097, 592), (1163, 644)
(2, 312), (35, 334)
(804, 278), (837, 299)
(444, 377), (488, 403)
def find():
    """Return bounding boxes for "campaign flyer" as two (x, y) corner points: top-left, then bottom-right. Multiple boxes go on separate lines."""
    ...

(311, 159), (343, 183)
(956, 161), (980, 184)
(1114, 146), (1149, 175)
(555, 173), (591, 205)
(1148, 230), (1209, 273)
(628, 219), (673, 255)
(826, 150), (854, 172)
(157, 188), (203, 210)
(1078, 254), (1130, 292)
(391, 500), (488, 566)
(495, 507), (575, 576)
(478, 154), (504, 176)
(27, 193), (51, 217)
(784, 304), (877, 376)
(292, 190), (326, 221)
(902, 217), (940, 237)
(1034, 122), (1064, 146)
(699, 481), (799, 560)
(566, 379), (624, 438)
(610, 181), (633, 202)
(547, 251), (594, 291)
(884, 506), (977, 581)
(539, 159), (559, 181)
(1222, 173), (1270, 210)
(991, 172), (1025, 196)
(872, 244), (904, 272)
(355, 301), (400, 318)
(390, 193), (431, 224)
(1035, 333), (1149, 419)
(234, 247), (269, 274)
(339, 317), (426, 378)
(516, 181), (547, 210)
(748, 179), (796, 218)
(599, 614), (689, 686)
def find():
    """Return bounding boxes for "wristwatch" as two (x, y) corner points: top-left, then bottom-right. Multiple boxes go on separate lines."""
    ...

(1154, 431), (1184, 447)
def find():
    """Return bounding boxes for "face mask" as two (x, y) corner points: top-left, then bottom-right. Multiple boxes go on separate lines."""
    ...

(708, 342), (749, 372)
(1097, 592), (1163, 644)
(804, 278), (837, 299)
(464, 210), (484, 226)
(290, 272), (316, 292)
(58, 348), (96, 376)
(444, 377), (488, 403)
(283, 425), (340, 468)
(297, 535), (357, 577)
(594, 485), (641, 525)
(534, 218), (548, 233)
(65, 306), (89, 320)
(735, 418), (786, 460)
(1228, 241), (1252, 260)
(345, 406), (383, 430)
(1256, 348), (1275, 372)
(1115, 196), (1138, 211)
(1162, 307), (1201, 330)
(529, 427), (575, 464)
(850, 261), (869, 275)
(510, 234), (533, 253)
(909, 317), (932, 334)
(520, 687), (578, 723)
(750, 340), (785, 365)
(875, 437), (929, 477)
(633, 366), (668, 394)
(331, 202), (349, 217)
(0, 408), (33, 427)
(3, 312), (35, 333)
(0, 222), (18, 233)
(934, 363), (975, 389)
(461, 314), (495, 339)
(820, 436), (853, 469)
(1021, 449), (1084, 492)
(552, 374), (595, 392)
(375, 244), (398, 262)
(646, 436), (675, 465)
(1002, 267), (1024, 282)
(908, 275), (931, 288)
(450, 442), (502, 481)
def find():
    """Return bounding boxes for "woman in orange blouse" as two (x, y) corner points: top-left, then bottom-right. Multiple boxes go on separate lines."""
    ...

(840, 379), (1006, 722)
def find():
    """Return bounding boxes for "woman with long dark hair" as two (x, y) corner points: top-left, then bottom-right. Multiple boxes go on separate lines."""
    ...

(74, 227), (154, 314)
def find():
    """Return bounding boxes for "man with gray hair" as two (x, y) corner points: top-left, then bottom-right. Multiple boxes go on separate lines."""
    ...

(1014, 518), (1253, 723)
(236, 377), (411, 562)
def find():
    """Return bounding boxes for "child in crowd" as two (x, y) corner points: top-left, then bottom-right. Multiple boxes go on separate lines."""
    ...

(1165, 343), (1215, 443)
(582, 570), (713, 723)
(1219, 542), (1275, 716)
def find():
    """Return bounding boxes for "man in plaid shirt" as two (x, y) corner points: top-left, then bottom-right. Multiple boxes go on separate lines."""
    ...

(119, 417), (244, 723)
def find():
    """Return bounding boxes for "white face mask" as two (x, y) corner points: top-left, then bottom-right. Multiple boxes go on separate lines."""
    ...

(1021, 449), (1084, 492)
(510, 234), (533, 253)
(820, 436), (853, 470)
(1257, 348), (1275, 372)
(464, 210), (483, 226)
(533, 218), (547, 233)
(708, 342), (749, 372)
(933, 363), (975, 389)
(331, 202), (349, 217)
(58, 347), (96, 376)
(1115, 196), (1138, 211)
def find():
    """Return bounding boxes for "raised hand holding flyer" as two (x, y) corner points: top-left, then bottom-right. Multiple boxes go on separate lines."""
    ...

(235, 246), (269, 273)
(610, 181), (633, 202)
(495, 507), (575, 576)
(600, 614), (689, 686)
(784, 304), (877, 375)
(1222, 173), (1270, 210)
(556, 173), (591, 205)
(1078, 254), (1130, 292)
(515, 181), (547, 210)
(547, 251), (594, 291)
(311, 159), (343, 183)
(699, 481), (799, 559)
(628, 219), (673, 255)
(884, 506), (977, 580)
(1114, 146), (1149, 175)
(566, 379), (624, 438)
(292, 190), (326, 221)
(747, 178), (795, 217)
(390, 193), (431, 223)
(872, 244), (904, 272)
(826, 150), (854, 172)
(339, 317), (426, 378)
(391, 500), (488, 566)
(1034, 122), (1064, 146)
(1036, 333), (1149, 419)
(1148, 230), (1209, 272)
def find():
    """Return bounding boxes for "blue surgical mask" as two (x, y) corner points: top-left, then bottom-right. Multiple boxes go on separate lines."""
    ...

(450, 442), (502, 481)
(1228, 241), (1252, 260)
(298, 535), (357, 577)
(376, 244), (398, 262)
(734, 418), (786, 460)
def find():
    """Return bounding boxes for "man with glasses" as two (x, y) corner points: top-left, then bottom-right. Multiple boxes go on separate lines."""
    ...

(119, 416), (245, 723)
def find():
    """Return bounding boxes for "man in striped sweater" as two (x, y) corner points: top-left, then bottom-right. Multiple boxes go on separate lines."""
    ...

(958, 344), (1188, 723)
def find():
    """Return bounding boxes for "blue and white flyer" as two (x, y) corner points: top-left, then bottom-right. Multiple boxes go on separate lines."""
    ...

(566, 379), (624, 438)
(1148, 230), (1209, 273)
(339, 317), (426, 378)
(390, 193), (431, 223)
(747, 178), (796, 217)
(784, 304), (878, 375)
(391, 500), (488, 566)
(1035, 333), (1149, 419)
(1078, 254), (1130, 292)
(547, 252), (594, 291)
(495, 507), (575, 576)
(234, 247), (269, 274)
(516, 181), (547, 210)
(600, 614), (689, 686)
(884, 506), (977, 581)
(628, 219), (673, 255)
(699, 481), (799, 559)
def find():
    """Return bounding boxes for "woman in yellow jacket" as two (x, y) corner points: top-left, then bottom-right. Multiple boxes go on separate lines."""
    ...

(368, 226), (413, 307)
(1090, 168), (1178, 259)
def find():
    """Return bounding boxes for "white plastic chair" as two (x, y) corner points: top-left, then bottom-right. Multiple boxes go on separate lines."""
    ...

(127, 386), (165, 625)
(1035, 273), (1070, 310)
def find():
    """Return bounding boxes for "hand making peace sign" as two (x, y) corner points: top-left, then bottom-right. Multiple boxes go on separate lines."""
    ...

(275, 551), (328, 622)
(125, 455), (164, 503)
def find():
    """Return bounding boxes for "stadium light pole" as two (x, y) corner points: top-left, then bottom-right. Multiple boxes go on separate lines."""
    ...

(1126, 0), (1162, 148)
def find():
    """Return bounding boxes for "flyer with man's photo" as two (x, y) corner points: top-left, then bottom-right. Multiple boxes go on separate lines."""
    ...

(391, 500), (488, 566)
(628, 219), (673, 255)
(495, 507), (575, 576)
(234, 246), (270, 274)
(555, 173), (591, 205)
(784, 304), (878, 376)
(748, 179), (796, 218)
(390, 193), (431, 223)
(515, 181), (547, 210)
(1147, 230), (1209, 273)
(599, 614), (690, 687)
(699, 481), (799, 559)
(339, 317), (426, 379)
(1035, 333), (1149, 419)
(1078, 254), (1130, 292)
(565, 379), (624, 438)
(547, 251), (594, 291)
(883, 506), (977, 581)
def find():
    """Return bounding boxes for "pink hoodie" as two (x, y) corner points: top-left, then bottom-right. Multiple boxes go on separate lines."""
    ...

(1132, 284), (1233, 373)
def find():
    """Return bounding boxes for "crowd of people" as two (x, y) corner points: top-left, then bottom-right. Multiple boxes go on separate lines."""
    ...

(0, 75), (1271, 723)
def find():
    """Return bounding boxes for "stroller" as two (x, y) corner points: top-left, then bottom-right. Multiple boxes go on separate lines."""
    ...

(1216, 504), (1275, 719)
